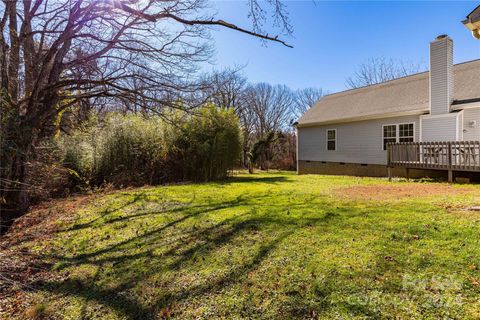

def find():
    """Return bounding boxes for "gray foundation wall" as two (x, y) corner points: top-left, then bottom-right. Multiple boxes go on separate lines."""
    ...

(297, 160), (447, 179)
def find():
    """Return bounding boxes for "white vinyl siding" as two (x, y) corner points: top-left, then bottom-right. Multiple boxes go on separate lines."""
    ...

(458, 110), (464, 141)
(463, 107), (480, 141)
(298, 115), (420, 165)
(430, 37), (453, 115)
(420, 113), (459, 142)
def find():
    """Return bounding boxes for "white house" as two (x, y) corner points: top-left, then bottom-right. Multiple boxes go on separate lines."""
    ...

(297, 35), (480, 180)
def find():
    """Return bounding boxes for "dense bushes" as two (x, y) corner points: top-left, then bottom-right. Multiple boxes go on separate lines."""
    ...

(94, 116), (168, 185)
(174, 106), (242, 181)
(248, 131), (296, 172)
(58, 105), (242, 188)
(25, 140), (71, 202)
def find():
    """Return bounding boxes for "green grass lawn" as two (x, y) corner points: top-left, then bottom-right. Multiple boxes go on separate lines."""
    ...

(5, 172), (480, 319)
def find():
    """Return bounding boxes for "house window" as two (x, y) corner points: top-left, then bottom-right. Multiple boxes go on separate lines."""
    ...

(383, 123), (414, 150)
(383, 125), (397, 150)
(399, 123), (414, 142)
(327, 129), (336, 151)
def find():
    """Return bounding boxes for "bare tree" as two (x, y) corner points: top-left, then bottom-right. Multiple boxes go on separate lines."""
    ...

(345, 57), (425, 89)
(196, 68), (253, 166)
(294, 87), (324, 119)
(201, 68), (247, 112)
(0, 0), (293, 231)
(241, 83), (294, 171)
(243, 83), (294, 136)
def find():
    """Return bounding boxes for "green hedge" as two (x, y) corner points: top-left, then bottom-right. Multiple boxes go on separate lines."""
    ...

(58, 105), (242, 187)
(175, 105), (242, 181)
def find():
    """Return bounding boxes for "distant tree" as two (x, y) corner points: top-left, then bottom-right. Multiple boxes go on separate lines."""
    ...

(345, 57), (425, 89)
(201, 68), (247, 112)
(248, 131), (277, 172)
(294, 87), (324, 119)
(237, 101), (257, 167)
(243, 83), (294, 136)
(241, 83), (295, 172)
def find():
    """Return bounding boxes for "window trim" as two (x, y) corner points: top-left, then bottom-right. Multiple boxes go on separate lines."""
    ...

(398, 123), (415, 142)
(382, 122), (415, 150)
(326, 128), (337, 151)
(382, 124), (397, 151)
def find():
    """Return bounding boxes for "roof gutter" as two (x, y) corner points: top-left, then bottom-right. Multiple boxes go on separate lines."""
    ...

(451, 100), (480, 111)
(463, 5), (480, 39)
(297, 109), (428, 128)
(298, 99), (480, 128)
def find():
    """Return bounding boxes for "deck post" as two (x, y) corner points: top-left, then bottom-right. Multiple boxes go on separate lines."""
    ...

(448, 170), (453, 183)
(447, 142), (453, 183)
(406, 168), (410, 181)
(447, 141), (452, 168)
(387, 144), (392, 182)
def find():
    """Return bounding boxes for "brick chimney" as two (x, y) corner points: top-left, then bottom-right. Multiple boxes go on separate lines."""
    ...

(430, 35), (454, 115)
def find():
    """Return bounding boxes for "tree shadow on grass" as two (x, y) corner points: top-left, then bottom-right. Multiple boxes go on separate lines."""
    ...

(31, 191), (366, 319)
(36, 216), (298, 319)
(64, 192), (150, 232)
(60, 175), (290, 233)
(226, 175), (291, 184)
(54, 194), (268, 263)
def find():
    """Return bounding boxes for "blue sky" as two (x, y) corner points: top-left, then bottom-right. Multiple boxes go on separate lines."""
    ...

(206, 1), (480, 93)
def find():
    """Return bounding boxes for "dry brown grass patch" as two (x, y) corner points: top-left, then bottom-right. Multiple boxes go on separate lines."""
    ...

(334, 183), (475, 201)
(0, 194), (95, 318)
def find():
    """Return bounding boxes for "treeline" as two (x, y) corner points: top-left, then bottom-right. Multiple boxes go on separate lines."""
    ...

(17, 69), (322, 203)
(1, 68), (322, 231)
(0, 0), (298, 233)
(24, 107), (239, 205)
(201, 69), (323, 170)
(43, 106), (241, 195)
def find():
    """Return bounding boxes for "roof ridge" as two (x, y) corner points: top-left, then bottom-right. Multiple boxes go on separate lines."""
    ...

(322, 58), (480, 99)
(299, 58), (480, 125)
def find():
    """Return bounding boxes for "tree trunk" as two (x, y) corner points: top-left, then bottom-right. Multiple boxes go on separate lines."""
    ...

(0, 115), (35, 235)
(248, 161), (254, 174)
(0, 155), (30, 235)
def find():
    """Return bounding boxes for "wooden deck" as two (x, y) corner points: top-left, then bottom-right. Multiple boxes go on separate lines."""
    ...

(387, 141), (480, 181)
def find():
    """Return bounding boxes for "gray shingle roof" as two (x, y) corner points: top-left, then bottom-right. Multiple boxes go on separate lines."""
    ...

(298, 59), (480, 127)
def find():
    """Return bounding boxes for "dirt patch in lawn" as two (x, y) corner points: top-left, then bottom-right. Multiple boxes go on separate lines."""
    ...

(1, 195), (89, 247)
(334, 183), (475, 201)
(0, 194), (94, 318)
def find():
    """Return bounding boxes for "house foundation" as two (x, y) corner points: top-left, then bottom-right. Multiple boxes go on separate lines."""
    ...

(297, 160), (450, 179)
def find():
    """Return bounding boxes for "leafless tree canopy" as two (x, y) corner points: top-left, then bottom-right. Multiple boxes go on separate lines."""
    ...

(243, 83), (294, 136)
(200, 68), (247, 112)
(345, 57), (425, 89)
(293, 87), (323, 119)
(197, 72), (314, 169)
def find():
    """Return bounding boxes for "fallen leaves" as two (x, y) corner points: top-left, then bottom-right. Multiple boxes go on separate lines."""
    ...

(0, 194), (94, 319)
